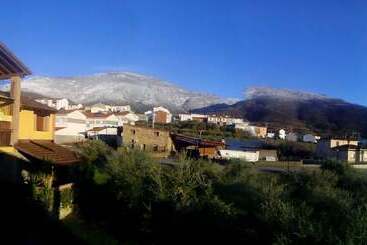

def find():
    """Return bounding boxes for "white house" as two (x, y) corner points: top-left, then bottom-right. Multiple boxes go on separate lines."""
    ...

(303, 134), (317, 143)
(178, 114), (208, 122)
(115, 111), (139, 126)
(36, 98), (71, 110)
(86, 127), (118, 138)
(90, 103), (110, 113)
(226, 118), (245, 125)
(234, 122), (251, 130)
(179, 114), (193, 121)
(55, 98), (70, 110)
(267, 132), (275, 139)
(110, 105), (131, 112)
(278, 129), (287, 140)
(55, 110), (87, 144)
(84, 112), (119, 130)
(68, 104), (83, 110)
(218, 149), (259, 162)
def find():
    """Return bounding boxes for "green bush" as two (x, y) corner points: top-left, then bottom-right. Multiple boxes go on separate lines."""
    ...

(73, 143), (367, 244)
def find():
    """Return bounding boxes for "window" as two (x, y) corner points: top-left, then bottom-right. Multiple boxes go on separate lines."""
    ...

(34, 112), (49, 131)
(153, 145), (159, 152)
(154, 131), (160, 137)
(131, 129), (136, 135)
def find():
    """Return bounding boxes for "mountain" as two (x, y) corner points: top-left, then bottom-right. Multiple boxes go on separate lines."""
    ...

(13, 72), (236, 112)
(193, 87), (367, 137)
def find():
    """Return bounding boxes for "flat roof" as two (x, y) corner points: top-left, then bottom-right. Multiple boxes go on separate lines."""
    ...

(0, 43), (31, 80)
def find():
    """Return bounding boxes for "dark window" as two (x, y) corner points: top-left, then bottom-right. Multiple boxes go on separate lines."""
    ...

(155, 131), (160, 137)
(153, 145), (159, 152)
(131, 129), (136, 135)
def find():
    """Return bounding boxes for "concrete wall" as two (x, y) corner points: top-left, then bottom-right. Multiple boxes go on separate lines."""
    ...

(55, 135), (85, 144)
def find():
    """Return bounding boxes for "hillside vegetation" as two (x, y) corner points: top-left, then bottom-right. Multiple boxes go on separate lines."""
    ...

(71, 141), (367, 244)
(194, 88), (367, 137)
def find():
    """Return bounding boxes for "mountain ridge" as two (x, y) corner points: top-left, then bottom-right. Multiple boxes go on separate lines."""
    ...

(3, 72), (239, 112)
(193, 87), (367, 137)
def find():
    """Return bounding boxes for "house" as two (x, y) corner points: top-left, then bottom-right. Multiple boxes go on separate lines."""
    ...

(90, 103), (110, 113)
(234, 122), (250, 130)
(191, 114), (208, 123)
(55, 110), (87, 144)
(235, 124), (267, 138)
(258, 149), (278, 162)
(178, 113), (208, 122)
(303, 134), (317, 143)
(278, 129), (286, 140)
(171, 134), (225, 159)
(315, 138), (365, 162)
(267, 132), (276, 139)
(218, 149), (259, 162)
(145, 107), (172, 124)
(0, 43), (79, 219)
(208, 115), (243, 126)
(110, 105), (131, 112)
(122, 124), (175, 156)
(115, 111), (139, 126)
(286, 132), (298, 142)
(217, 149), (278, 162)
(86, 127), (118, 138)
(84, 112), (119, 130)
(332, 145), (367, 163)
(36, 98), (71, 110)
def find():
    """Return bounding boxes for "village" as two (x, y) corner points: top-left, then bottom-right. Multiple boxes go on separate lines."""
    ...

(33, 96), (365, 164)
(1, 42), (367, 222)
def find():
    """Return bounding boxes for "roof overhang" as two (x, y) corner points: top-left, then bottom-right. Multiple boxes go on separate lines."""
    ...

(0, 42), (31, 80)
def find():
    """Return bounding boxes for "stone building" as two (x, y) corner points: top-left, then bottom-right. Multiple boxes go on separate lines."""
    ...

(122, 124), (175, 155)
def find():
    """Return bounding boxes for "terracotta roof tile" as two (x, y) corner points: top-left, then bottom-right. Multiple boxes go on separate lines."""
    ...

(15, 140), (80, 165)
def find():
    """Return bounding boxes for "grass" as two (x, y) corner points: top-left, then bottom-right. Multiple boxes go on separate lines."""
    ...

(63, 215), (120, 245)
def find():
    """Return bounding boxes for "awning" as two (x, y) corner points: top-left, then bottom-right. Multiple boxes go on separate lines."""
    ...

(15, 140), (80, 165)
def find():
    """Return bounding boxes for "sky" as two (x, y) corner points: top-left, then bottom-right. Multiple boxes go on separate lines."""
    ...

(2, 0), (367, 105)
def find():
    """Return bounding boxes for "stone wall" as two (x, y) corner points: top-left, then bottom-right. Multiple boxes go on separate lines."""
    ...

(123, 125), (174, 154)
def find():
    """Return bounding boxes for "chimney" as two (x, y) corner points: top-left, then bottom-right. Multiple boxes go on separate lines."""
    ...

(10, 76), (21, 145)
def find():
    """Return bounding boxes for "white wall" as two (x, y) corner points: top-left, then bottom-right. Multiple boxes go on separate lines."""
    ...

(219, 150), (259, 162)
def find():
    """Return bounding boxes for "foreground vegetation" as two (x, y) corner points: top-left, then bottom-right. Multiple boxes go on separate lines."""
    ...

(71, 141), (367, 244)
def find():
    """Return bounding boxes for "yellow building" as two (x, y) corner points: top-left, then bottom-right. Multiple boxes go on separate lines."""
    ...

(0, 43), (78, 166)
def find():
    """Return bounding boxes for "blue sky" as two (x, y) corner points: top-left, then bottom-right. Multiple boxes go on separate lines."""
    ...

(2, 0), (367, 104)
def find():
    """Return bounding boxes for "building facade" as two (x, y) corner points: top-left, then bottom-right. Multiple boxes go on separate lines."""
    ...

(123, 124), (175, 154)
(55, 110), (87, 144)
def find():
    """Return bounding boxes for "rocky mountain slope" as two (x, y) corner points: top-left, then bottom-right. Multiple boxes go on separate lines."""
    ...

(13, 72), (236, 112)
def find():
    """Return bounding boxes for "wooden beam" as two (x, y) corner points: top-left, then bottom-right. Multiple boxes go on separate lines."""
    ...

(10, 76), (21, 146)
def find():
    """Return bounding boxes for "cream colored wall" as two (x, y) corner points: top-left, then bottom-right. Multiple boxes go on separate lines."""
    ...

(18, 109), (55, 141)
